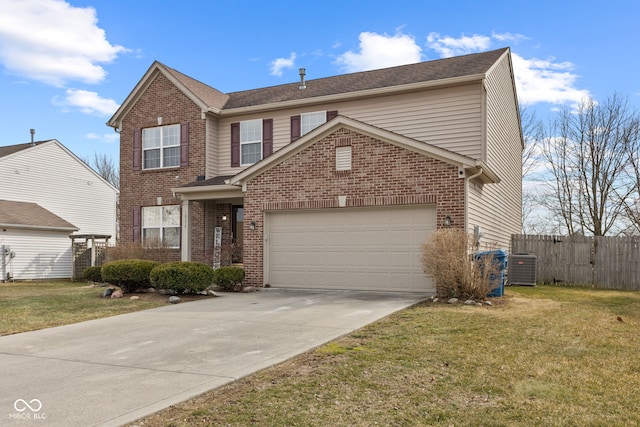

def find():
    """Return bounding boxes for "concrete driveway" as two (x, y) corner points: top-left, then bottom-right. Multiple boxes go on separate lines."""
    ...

(0, 288), (427, 426)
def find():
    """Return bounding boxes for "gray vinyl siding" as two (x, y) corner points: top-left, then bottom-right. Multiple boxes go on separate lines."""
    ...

(467, 53), (523, 249)
(216, 83), (484, 176)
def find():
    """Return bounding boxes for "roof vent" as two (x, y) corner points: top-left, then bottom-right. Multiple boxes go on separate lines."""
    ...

(298, 68), (306, 90)
(30, 128), (35, 145)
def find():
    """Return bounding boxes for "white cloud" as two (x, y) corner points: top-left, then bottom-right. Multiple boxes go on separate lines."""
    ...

(511, 53), (592, 106)
(491, 32), (528, 43)
(86, 132), (119, 144)
(426, 32), (491, 57)
(270, 52), (296, 77)
(425, 32), (591, 107)
(53, 89), (119, 116)
(335, 31), (422, 72)
(0, 0), (127, 86)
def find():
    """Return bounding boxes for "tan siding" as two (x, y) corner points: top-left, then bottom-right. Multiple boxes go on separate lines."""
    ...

(467, 54), (522, 249)
(205, 116), (219, 177)
(216, 84), (484, 175)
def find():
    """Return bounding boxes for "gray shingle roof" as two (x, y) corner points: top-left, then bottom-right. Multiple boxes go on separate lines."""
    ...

(223, 48), (508, 109)
(0, 141), (47, 159)
(0, 199), (78, 231)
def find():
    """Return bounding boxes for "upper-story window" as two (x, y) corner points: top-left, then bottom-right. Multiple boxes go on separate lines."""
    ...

(291, 110), (337, 142)
(301, 111), (327, 136)
(230, 119), (273, 168)
(142, 124), (180, 169)
(240, 119), (263, 165)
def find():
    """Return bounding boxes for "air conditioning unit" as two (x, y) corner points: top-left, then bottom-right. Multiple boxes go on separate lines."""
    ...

(508, 253), (537, 286)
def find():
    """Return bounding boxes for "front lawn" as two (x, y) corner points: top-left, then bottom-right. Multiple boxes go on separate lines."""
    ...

(127, 285), (640, 426)
(0, 281), (166, 336)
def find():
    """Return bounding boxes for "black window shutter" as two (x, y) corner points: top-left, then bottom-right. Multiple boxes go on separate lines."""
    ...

(180, 122), (189, 167)
(231, 122), (240, 167)
(290, 115), (301, 142)
(327, 110), (338, 121)
(132, 208), (141, 242)
(133, 128), (141, 170)
(263, 119), (273, 158)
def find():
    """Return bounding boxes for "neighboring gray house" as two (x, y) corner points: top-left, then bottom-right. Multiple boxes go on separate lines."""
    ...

(0, 140), (118, 280)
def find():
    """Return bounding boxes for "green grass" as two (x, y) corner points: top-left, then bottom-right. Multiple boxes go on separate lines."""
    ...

(0, 281), (165, 336)
(127, 285), (640, 427)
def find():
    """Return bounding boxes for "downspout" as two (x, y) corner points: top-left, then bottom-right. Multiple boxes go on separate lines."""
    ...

(464, 166), (484, 233)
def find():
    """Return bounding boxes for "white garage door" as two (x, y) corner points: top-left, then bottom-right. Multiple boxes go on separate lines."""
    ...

(265, 205), (436, 293)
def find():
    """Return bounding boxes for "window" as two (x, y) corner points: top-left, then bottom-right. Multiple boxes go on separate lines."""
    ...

(240, 119), (263, 165)
(142, 124), (180, 169)
(142, 205), (180, 248)
(301, 111), (327, 136)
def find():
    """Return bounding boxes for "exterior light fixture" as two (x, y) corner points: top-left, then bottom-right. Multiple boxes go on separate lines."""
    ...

(444, 215), (452, 226)
(250, 221), (256, 230)
(222, 215), (228, 221)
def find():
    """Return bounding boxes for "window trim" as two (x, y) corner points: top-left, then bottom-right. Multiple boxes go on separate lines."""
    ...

(239, 119), (263, 166)
(300, 111), (327, 136)
(141, 205), (180, 248)
(142, 124), (181, 170)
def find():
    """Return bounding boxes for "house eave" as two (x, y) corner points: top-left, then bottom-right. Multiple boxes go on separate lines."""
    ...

(171, 184), (244, 201)
(216, 74), (485, 116)
(0, 223), (78, 232)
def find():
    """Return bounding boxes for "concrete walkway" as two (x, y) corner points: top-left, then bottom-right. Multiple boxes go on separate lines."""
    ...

(0, 288), (427, 426)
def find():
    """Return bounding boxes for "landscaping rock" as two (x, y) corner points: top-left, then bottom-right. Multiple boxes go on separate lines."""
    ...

(103, 288), (114, 298)
(447, 298), (459, 304)
(168, 296), (181, 304)
(464, 299), (476, 305)
(130, 296), (140, 301)
(484, 300), (493, 306)
(242, 286), (257, 293)
(110, 289), (123, 298)
(146, 287), (156, 293)
(159, 289), (178, 295)
(208, 290), (220, 297)
(432, 297), (439, 303)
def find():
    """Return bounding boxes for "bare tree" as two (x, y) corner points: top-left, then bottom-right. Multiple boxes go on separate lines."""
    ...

(539, 94), (638, 236)
(84, 152), (119, 189)
(520, 105), (546, 233)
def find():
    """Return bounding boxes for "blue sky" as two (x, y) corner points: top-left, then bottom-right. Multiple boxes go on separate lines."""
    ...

(0, 0), (638, 166)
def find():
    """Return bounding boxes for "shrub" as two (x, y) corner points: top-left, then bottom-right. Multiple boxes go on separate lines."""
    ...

(212, 266), (245, 290)
(421, 228), (500, 300)
(83, 266), (102, 283)
(150, 262), (215, 293)
(105, 240), (174, 264)
(101, 259), (160, 293)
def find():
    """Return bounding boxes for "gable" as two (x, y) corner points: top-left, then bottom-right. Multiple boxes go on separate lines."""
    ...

(228, 116), (499, 188)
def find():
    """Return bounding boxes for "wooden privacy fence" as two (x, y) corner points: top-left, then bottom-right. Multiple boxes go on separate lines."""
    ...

(511, 234), (640, 290)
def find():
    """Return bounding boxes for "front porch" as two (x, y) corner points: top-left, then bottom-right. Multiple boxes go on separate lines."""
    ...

(173, 176), (245, 266)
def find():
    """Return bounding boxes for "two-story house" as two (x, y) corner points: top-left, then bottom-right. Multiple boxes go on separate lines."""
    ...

(107, 47), (522, 293)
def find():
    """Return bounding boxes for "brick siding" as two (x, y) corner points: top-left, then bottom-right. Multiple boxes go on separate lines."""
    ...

(242, 128), (465, 286)
(119, 73), (207, 261)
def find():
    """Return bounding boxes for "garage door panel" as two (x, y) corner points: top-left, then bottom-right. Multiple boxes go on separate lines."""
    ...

(266, 206), (435, 293)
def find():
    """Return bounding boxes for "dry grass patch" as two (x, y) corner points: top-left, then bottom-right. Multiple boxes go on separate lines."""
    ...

(0, 282), (171, 336)
(127, 285), (640, 427)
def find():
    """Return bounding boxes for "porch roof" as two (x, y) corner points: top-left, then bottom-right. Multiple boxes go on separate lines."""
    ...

(172, 175), (243, 201)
